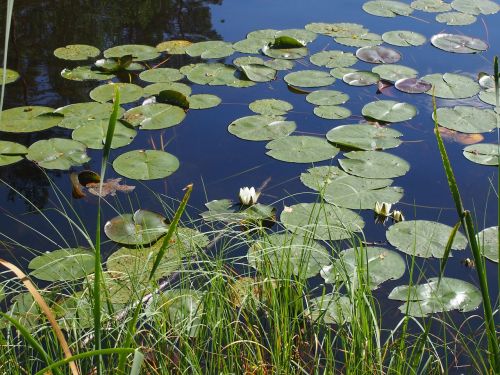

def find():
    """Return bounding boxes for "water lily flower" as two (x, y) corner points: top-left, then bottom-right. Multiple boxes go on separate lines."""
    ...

(142, 96), (156, 105)
(374, 201), (392, 217)
(391, 210), (405, 223)
(239, 187), (260, 206)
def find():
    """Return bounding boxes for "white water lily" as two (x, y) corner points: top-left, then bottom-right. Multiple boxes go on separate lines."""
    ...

(239, 186), (260, 206)
(391, 210), (405, 223)
(374, 201), (392, 217)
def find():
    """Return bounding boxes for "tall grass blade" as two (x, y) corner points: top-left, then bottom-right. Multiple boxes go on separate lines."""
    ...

(0, 0), (14, 117)
(438, 220), (461, 285)
(129, 349), (144, 375)
(494, 56), (500, 294)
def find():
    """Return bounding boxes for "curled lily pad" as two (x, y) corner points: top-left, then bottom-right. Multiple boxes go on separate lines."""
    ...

(143, 82), (192, 97)
(463, 143), (499, 165)
(266, 135), (339, 163)
(228, 115), (295, 141)
(343, 71), (380, 86)
(372, 65), (418, 82)
(386, 220), (468, 258)
(284, 70), (335, 88)
(334, 32), (383, 48)
(339, 150), (410, 179)
(156, 40), (192, 54)
(113, 150), (179, 180)
(0, 141), (27, 166)
(422, 73), (480, 99)
(123, 104), (186, 130)
(0, 68), (20, 84)
(436, 12), (477, 25)
(362, 100), (417, 123)
(363, 1), (414, 17)
(382, 31), (426, 47)
(305, 293), (352, 324)
(139, 68), (184, 83)
(247, 233), (330, 278)
(27, 138), (90, 170)
(54, 44), (100, 61)
(55, 102), (123, 130)
(310, 50), (357, 68)
(306, 90), (349, 106)
(451, 0), (500, 15)
(89, 83), (144, 104)
(104, 209), (168, 245)
(305, 22), (367, 37)
(280, 202), (364, 241)
(269, 36), (306, 49)
(430, 33), (488, 54)
(29, 248), (94, 281)
(395, 78), (432, 94)
(104, 44), (160, 61)
(326, 124), (403, 150)
(188, 94), (221, 109)
(356, 46), (401, 64)
(157, 90), (190, 109)
(61, 66), (115, 81)
(314, 106), (351, 120)
(434, 106), (498, 133)
(72, 120), (136, 149)
(275, 29), (318, 44)
(249, 99), (293, 116)
(477, 226), (498, 263)
(0, 106), (62, 133)
(239, 64), (276, 82)
(262, 45), (308, 60)
(186, 40), (234, 59)
(321, 247), (405, 289)
(389, 277), (481, 317)
(411, 0), (452, 12)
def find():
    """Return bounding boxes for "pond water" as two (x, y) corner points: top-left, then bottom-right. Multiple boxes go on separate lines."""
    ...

(0, 0), (499, 331)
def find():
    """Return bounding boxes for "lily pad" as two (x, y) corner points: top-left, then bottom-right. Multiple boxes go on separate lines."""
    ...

(104, 44), (160, 61)
(143, 82), (192, 97)
(411, 0), (452, 12)
(233, 56), (265, 67)
(112, 150), (179, 180)
(476, 226), (499, 262)
(29, 248), (94, 281)
(27, 138), (90, 170)
(326, 124), (403, 150)
(247, 233), (330, 278)
(89, 83), (144, 104)
(0, 68), (20, 84)
(233, 38), (268, 54)
(55, 102), (123, 130)
(372, 65), (418, 82)
(265, 135), (340, 163)
(422, 73), (480, 99)
(94, 56), (143, 73)
(61, 66), (115, 81)
(262, 45), (309, 60)
(139, 68), (184, 83)
(239, 64), (277, 82)
(183, 63), (254, 87)
(54, 44), (100, 61)
(451, 0), (500, 15)
(321, 247), (405, 289)
(284, 70), (335, 88)
(362, 100), (417, 123)
(306, 90), (349, 106)
(335, 32), (383, 48)
(305, 22), (367, 37)
(430, 33), (488, 54)
(275, 29), (318, 43)
(343, 71), (380, 86)
(331, 67), (358, 80)
(156, 40), (192, 54)
(356, 46), (401, 64)
(313, 106), (351, 120)
(72, 120), (136, 149)
(389, 277), (481, 317)
(382, 31), (426, 47)
(436, 11), (477, 25)
(123, 104), (186, 130)
(0, 106), (62, 133)
(362, 1), (414, 17)
(478, 90), (498, 106)
(263, 58), (295, 70)
(188, 94), (221, 109)
(0, 141), (27, 166)
(186, 40), (234, 59)
(434, 106), (498, 133)
(228, 115), (296, 141)
(339, 150), (410, 178)
(394, 78), (432, 94)
(310, 50), (357, 68)
(305, 293), (352, 324)
(463, 143), (499, 165)
(200, 199), (275, 224)
(280, 202), (364, 241)
(300, 165), (349, 191)
(249, 99), (293, 116)
(386, 220), (468, 258)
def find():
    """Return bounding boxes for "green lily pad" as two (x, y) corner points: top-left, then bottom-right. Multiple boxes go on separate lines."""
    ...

(228, 115), (296, 141)
(434, 106), (498, 133)
(156, 40), (192, 54)
(386, 220), (468, 258)
(233, 56), (266, 67)
(362, 100), (417, 123)
(183, 63), (254, 87)
(356, 46), (401, 64)
(306, 90), (349, 106)
(284, 70), (335, 88)
(54, 44), (100, 61)
(112, 150), (179, 180)
(431, 33), (488, 54)
(395, 78), (432, 93)
(143, 82), (192, 97)
(265, 135), (339, 163)
(247, 29), (279, 41)
(339, 150), (410, 178)
(335, 32), (383, 48)
(326, 124), (402, 150)
(123, 104), (186, 130)
(436, 11), (477, 25)
(422, 73), (480, 99)
(249, 99), (293, 116)
(305, 293), (352, 324)
(94, 56), (143, 73)
(233, 38), (268, 54)
(269, 35), (306, 49)
(27, 138), (90, 170)
(104, 209), (168, 245)
(343, 71), (380, 86)
(72, 120), (136, 149)
(477, 226), (499, 262)
(0, 68), (20, 84)
(372, 64), (418, 82)
(313, 106), (351, 120)
(186, 40), (234, 59)
(90, 83), (144, 104)
(451, 0), (500, 15)
(0, 141), (27, 166)
(363, 1), (414, 17)
(411, 0), (452, 12)
(300, 165), (349, 191)
(239, 64), (277, 82)
(310, 50), (357, 68)
(200, 199), (275, 224)
(188, 94), (221, 109)
(0, 106), (62, 133)
(139, 68), (184, 83)
(463, 143), (499, 165)
(61, 66), (115, 81)
(156, 90), (190, 109)
(478, 90), (498, 106)
(263, 58), (295, 70)
(29, 248), (94, 281)
(321, 247), (405, 289)
(247, 233), (330, 278)
(262, 45), (308, 60)
(382, 30), (426, 47)
(280, 202), (364, 241)
(305, 22), (367, 37)
(389, 277), (481, 317)
(55, 102), (123, 130)
(275, 29), (318, 43)
(103, 44), (160, 61)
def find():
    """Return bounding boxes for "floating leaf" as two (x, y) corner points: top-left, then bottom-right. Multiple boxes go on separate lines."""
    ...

(276, 29), (318, 43)
(313, 106), (351, 120)
(94, 55), (143, 73)
(0, 106), (62, 132)
(326, 124), (403, 150)
(262, 45), (308, 60)
(362, 100), (417, 123)
(411, 0), (452, 12)
(305, 293), (352, 324)
(269, 36), (306, 48)
(382, 30), (426, 47)
(331, 67), (357, 79)
(29, 248), (94, 281)
(183, 63), (254, 87)
(233, 56), (265, 67)
(343, 71), (380, 86)
(123, 104), (186, 130)
(300, 165), (349, 191)
(239, 64), (277, 82)
(305, 22), (367, 37)
(103, 44), (160, 61)
(188, 94), (221, 109)
(263, 58), (294, 70)
(247, 233), (330, 278)
(339, 150), (410, 178)
(143, 82), (192, 97)
(372, 65), (418, 82)
(200, 199), (275, 224)
(266, 135), (340, 163)
(156, 40), (192, 54)
(0, 141), (27, 166)
(306, 90), (349, 106)
(113, 150), (179, 180)
(228, 115), (295, 141)
(334, 32), (383, 47)
(54, 44), (100, 61)
(61, 66), (115, 81)
(463, 143), (499, 165)
(363, 1), (414, 17)
(233, 38), (268, 54)
(55, 102), (123, 130)
(139, 68), (184, 83)
(476, 226), (498, 263)
(436, 11), (477, 25)
(478, 90), (498, 106)
(389, 277), (481, 317)
(27, 138), (90, 170)
(72, 120), (136, 149)
(0, 68), (19, 84)
(386, 220), (468, 258)
(89, 83), (144, 104)
(422, 73), (480, 99)
(356, 46), (401, 64)
(157, 90), (190, 109)
(394, 78), (432, 93)
(280, 202), (364, 241)
(310, 50), (357, 68)
(434, 106), (498, 133)
(186, 40), (234, 59)
(249, 99), (293, 116)
(284, 70), (335, 88)
(430, 33), (488, 54)
(451, 0), (500, 15)
(86, 178), (135, 197)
